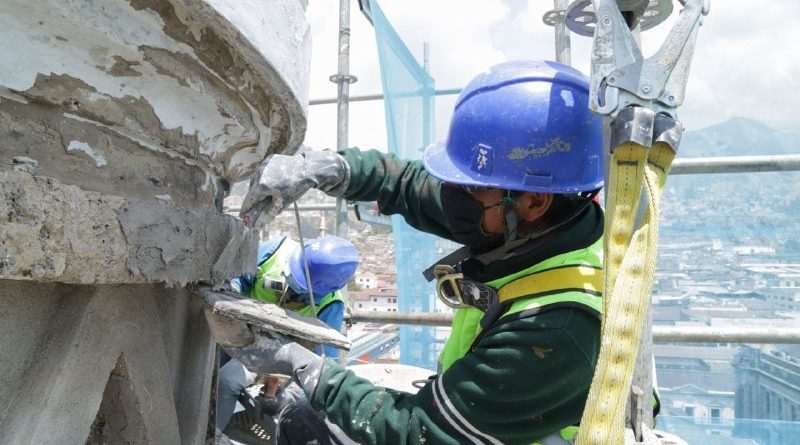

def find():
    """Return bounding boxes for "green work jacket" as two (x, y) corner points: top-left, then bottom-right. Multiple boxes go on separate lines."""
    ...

(309, 148), (604, 445)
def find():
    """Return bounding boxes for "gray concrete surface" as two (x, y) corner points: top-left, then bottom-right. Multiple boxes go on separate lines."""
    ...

(0, 0), (311, 443)
(0, 170), (256, 285)
(0, 284), (213, 444)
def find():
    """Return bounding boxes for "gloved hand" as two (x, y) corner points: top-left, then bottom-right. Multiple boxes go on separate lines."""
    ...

(205, 310), (326, 398)
(221, 330), (325, 398)
(240, 149), (350, 226)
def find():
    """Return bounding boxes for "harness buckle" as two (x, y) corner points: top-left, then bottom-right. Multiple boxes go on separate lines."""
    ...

(433, 265), (498, 311)
(433, 265), (469, 309)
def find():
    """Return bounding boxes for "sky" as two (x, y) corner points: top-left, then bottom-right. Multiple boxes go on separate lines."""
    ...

(302, 0), (800, 152)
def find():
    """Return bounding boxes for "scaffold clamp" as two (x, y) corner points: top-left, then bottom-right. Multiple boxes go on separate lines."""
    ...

(587, 0), (709, 140)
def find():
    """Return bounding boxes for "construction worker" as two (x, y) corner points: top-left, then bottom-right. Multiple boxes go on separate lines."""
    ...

(216, 235), (359, 432)
(224, 60), (605, 444)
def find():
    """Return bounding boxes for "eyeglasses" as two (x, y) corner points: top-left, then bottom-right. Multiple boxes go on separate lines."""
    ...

(458, 185), (505, 211)
(460, 184), (492, 194)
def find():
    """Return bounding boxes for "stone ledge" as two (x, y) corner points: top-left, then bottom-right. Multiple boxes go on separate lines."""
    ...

(1, 0), (311, 182)
(0, 170), (256, 284)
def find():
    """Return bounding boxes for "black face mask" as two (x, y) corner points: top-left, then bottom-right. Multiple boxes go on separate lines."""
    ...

(441, 184), (506, 253)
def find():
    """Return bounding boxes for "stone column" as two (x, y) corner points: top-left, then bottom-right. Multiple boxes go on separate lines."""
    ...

(0, 1), (310, 443)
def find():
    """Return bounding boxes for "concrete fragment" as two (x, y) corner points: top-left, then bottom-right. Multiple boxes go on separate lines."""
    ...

(200, 287), (352, 350)
(212, 224), (259, 287)
(11, 156), (38, 174)
(204, 307), (255, 348)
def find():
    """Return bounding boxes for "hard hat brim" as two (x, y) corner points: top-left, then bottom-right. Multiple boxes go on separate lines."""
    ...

(422, 140), (508, 189)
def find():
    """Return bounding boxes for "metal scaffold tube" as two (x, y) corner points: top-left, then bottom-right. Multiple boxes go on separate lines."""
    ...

(348, 310), (800, 344)
(223, 154), (800, 211)
(333, 0), (354, 241)
(309, 88), (462, 105)
(671, 154), (800, 174)
(332, 0), (356, 365)
(652, 326), (800, 344)
(554, 0), (572, 65)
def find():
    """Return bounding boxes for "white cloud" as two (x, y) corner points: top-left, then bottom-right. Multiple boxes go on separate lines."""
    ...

(304, 0), (800, 153)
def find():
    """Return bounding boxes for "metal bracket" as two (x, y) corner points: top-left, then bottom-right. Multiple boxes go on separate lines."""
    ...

(588, 0), (709, 127)
(565, 0), (673, 36)
(609, 107), (684, 153)
(329, 74), (358, 84)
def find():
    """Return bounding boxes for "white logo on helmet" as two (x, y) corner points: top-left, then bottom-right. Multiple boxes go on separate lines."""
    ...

(477, 148), (489, 170)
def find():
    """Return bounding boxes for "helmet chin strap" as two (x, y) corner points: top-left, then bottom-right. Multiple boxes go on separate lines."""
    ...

(502, 192), (519, 242)
(422, 189), (600, 281)
(474, 189), (599, 265)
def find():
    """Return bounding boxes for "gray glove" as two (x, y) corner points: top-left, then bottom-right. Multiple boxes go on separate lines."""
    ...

(240, 149), (350, 226)
(222, 331), (325, 398)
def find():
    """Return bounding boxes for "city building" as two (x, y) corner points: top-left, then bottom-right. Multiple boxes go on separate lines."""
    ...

(655, 345), (738, 423)
(734, 345), (800, 421)
(355, 272), (379, 289)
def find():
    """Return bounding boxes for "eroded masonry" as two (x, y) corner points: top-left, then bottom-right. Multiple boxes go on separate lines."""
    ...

(0, 0), (310, 442)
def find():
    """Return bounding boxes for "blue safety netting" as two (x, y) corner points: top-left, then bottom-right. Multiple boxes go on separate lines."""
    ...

(367, 0), (440, 370)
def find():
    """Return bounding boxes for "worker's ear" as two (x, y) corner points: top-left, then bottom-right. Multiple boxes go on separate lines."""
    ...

(514, 192), (553, 223)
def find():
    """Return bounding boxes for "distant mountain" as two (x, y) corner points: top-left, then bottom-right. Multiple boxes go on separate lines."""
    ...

(680, 117), (799, 157)
(661, 117), (800, 245)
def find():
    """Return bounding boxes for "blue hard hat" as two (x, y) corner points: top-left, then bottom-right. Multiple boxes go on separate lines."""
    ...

(288, 235), (360, 297)
(423, 60), (604, 193)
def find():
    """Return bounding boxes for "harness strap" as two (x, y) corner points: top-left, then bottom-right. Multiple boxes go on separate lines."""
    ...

(475, 263), (603, 350)
(497, 265), (602, 304)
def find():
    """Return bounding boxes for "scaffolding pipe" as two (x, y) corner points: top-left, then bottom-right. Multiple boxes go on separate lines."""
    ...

(671, 154), (800, 175)
(348, 310), (800, 344)
(349, 310), (453, 327)
(332, 0), (355, 365)
(224, 203), (354, 214)
(222, 154), (800, 214)
(652, 326), (800, 344)
(333, 0), (353, 241)
(309, 88), (462, 105)
(554, 0), (571, 65)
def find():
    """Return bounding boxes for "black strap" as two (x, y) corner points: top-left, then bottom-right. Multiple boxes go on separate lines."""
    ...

(422, 245), (472, 282)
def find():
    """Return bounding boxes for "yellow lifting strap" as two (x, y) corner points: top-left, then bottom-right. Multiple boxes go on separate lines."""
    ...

(575, 141), (675, 445)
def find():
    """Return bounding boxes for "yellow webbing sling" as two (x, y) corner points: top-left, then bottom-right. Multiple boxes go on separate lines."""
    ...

(575, 141), (675, 444)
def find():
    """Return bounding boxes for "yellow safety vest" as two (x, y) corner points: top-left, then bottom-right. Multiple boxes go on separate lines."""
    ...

(250, 238), (344, 316)
(439, 238), (603, 445)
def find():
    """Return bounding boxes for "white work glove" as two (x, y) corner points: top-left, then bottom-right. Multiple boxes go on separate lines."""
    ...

(240, 149), (350, 226)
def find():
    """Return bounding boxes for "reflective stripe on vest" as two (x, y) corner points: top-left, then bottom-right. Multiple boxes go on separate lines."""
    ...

(251, 238), (344, 316)
(252, 237), (298, 304)
(438, 238), (603, 445)
(439, 237), (603, 372)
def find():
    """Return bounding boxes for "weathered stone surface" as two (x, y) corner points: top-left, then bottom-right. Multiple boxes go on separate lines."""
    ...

(0, 2), (310, 444)
(0, 170), (256, 285)
(0, 0), (310, 183)
(0, 282), (215, 445)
